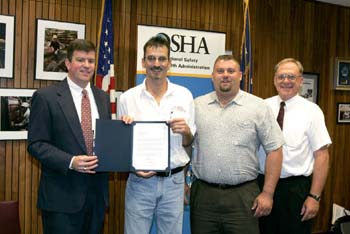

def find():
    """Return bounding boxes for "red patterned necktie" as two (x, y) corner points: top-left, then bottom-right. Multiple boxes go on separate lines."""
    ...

(277, 101), (286, 130)
(81, 89), (93, 155)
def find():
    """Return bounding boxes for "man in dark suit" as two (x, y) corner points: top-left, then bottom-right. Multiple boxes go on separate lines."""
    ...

(28, 39), (110, 234)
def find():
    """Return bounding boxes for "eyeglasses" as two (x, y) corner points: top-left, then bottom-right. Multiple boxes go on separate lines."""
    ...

(145, 56), (168, 63)
(275, 74), (301, 81)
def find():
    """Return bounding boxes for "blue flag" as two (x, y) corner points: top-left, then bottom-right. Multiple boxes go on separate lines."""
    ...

(240, 0), (253, 93)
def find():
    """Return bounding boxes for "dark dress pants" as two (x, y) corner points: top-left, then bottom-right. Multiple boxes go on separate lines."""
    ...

(190, 179), (260, 234)
(42, 178), (105, 234)
(258, 174), (312, 234)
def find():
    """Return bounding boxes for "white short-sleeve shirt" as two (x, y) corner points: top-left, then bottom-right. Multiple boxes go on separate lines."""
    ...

(259, 95), (332, 178)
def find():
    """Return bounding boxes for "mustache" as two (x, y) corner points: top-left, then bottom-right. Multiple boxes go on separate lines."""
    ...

(280, 84), (293, 88)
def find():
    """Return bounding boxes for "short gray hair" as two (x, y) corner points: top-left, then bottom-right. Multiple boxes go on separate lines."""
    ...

(274, 58), (304, 74)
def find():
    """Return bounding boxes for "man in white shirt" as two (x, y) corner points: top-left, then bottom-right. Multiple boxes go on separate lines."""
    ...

(258, 58), (332, 234)
(118, 34), (195, 234)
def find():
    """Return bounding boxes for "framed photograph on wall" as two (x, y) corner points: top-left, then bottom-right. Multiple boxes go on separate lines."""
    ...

(0, 14), (15, 78)
(299, 72), (319, 103)
(0, 89), (35, 140)
(334, 58), (350, 90)
(337, 103), (350, 124)
(35, 19), (85, 81)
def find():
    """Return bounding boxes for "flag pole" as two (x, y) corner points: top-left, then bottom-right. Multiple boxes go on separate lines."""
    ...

(240, 0), (248, 54)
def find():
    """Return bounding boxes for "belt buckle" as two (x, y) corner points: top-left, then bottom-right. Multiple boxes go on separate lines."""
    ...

(164, 170), (171, 177)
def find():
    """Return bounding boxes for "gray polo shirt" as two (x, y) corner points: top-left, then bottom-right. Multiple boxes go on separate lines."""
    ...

(192, 90), (284, 185)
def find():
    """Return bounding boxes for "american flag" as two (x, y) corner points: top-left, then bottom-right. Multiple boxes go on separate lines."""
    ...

(240, 0), (253, 93)
(95, 0), (116, 118)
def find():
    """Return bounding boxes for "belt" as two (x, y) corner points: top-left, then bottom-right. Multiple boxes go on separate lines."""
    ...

(279, 175), (311, 182)
(156, 166), (185, 177)
(258, 174), (311, 183)
(198, 179), (255, 189)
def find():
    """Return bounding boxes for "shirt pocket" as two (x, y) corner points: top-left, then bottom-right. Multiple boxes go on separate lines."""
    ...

(285, 131), (306, 148)
(233, 121), (256, 146)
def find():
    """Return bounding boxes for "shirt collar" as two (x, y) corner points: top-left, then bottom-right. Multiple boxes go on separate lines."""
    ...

(208, 89), (244, 106)
(67, 76), (92, 98)
(278, 94), (300, 109)
(140, 77), (175, 97)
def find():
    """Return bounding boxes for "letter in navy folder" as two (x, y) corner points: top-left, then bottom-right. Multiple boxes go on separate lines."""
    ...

(94, 119), (170, 173)
(132, 121), (170, 172)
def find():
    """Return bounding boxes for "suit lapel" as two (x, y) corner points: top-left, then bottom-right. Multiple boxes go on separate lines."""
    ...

(91, 86), (107, 119)
(56, 79), (87, 153)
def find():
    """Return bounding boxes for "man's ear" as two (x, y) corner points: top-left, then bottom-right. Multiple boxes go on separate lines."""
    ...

(65, 58), (70, 70)
(141, 58), (145, 68)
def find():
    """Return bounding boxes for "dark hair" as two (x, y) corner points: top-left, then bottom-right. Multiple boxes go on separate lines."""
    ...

(213, 55), (240, 70)
(66, 39), (96, 61)
(143, 33), (170, 59)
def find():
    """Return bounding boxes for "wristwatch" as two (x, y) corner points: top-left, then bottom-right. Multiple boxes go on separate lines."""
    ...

(308, 193), (321, 202)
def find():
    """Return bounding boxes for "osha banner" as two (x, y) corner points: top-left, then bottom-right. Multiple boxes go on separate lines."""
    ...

(137, 25), (226, 98)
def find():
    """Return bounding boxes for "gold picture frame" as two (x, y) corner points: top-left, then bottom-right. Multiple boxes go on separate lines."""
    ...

(334, 57), (350, 90)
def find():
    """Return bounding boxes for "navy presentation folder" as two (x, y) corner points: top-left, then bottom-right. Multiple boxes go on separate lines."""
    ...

(94, 119), (170, 172)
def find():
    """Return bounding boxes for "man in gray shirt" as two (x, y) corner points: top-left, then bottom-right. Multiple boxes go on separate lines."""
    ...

(190, 55), (284, 234)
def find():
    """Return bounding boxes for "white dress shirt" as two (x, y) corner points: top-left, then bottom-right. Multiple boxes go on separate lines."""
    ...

(67, 77), (100, 168)
(67, 77), (99, 134)
(259, 95), (332, 178)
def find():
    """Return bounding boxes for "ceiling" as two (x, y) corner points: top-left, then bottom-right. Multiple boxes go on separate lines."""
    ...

(315, 0), (350, 7)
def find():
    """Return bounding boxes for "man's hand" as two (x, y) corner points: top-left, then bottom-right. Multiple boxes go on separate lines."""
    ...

(168, 118), (191, 136)
(72, 155), (98, 174)
(120, 115), (134, 124)
(168, 118), (193, 149)
(251, 191), (274, 217)
(301, 196), (319, 221)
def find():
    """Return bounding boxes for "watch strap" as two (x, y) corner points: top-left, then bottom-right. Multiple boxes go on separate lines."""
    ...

(308, 193), (321, 202)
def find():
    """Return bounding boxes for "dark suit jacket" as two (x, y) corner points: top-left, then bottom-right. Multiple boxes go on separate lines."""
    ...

(28, 79), (110, 213)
